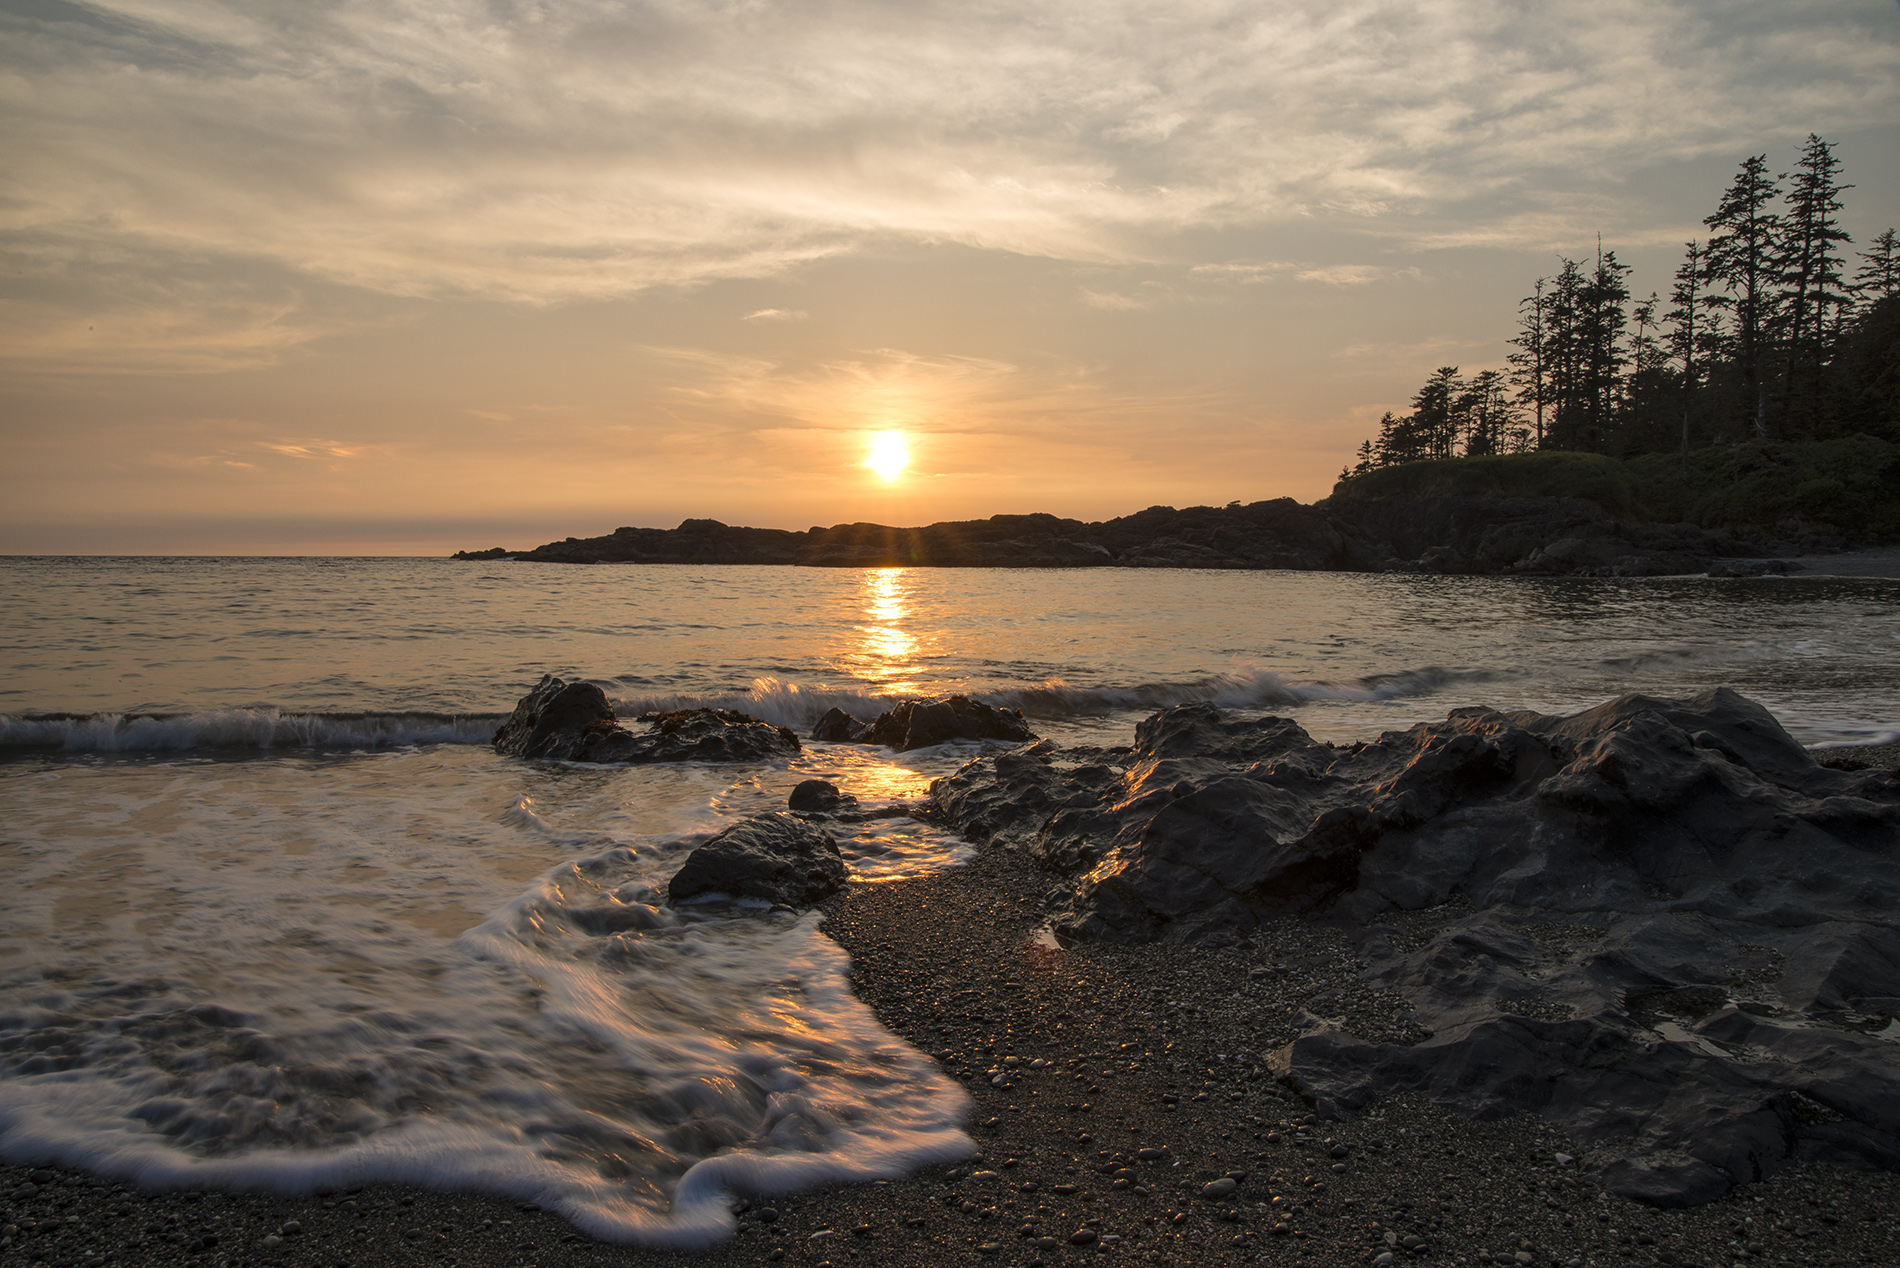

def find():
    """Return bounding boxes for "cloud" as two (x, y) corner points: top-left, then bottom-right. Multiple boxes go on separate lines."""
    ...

(1294, 264), (1422, 286)
(1079, 289), (1146, 310)
(257, 440), (366, 460)
(742, 308), (809, 321)
(2, 0), (1896, 371)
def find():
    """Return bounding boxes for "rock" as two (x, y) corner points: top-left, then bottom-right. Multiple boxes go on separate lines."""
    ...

(787, 779), (858, 813)
(810, 708), (867, 742)
(1200, 1177), (1237, 1199)
(1068, 1228), (1098, 1245)
(492, 674), (620, 759)
(665, 813), (847, 908)
(494, 675), (799, 763)
(854, 696), (1036, 751)
(926, 688), (1900, 1207)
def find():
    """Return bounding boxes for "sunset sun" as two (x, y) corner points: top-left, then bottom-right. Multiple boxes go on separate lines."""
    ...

(863, 431), (911, 481)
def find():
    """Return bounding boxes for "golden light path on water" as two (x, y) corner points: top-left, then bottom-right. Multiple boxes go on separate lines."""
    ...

(849, 567), (923, 695)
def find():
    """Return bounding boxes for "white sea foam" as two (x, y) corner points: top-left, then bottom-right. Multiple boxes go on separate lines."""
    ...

(611, 662), (1491, 733)
(0, 747), (975, 1246)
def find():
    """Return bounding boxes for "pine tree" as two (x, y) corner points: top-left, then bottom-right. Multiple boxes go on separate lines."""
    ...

(1457, 370), (1515, 456)
(1775, 135), (1854, 434)
(1578, 248), (1632, 450)
(1703, 155), (1782, 439)
(1665, 242), (1711, 464)
(1544, 260), (1589, 448)
(1410, 367), (1466, 460)
(1507, 278), (1550, 448)
(1856, 228), (1899, 301)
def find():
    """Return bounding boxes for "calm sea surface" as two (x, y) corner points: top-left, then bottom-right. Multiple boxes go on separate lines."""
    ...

(1, 557), (1896, 1241)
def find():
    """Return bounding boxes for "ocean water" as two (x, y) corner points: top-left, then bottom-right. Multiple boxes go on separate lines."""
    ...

(2, 557), (1897, 1243)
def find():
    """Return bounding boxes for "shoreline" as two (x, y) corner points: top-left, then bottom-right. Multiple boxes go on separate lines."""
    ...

(6, 843), (1899, 1267)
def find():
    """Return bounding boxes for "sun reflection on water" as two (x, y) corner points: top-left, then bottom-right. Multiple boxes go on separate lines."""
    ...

(849, 567), (922, 693)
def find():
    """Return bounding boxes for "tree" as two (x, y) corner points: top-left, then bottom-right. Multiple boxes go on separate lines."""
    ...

(1702, 155), (1782, 439)
(1775, 134), (1853, 433)
(1508, 278), (1550, 447)
(1409, 367), (1466, 461)
(1577, 248), (1632, 449)
(1665, 241), (1712, 464)
(1857, 228), (1900, 302)
(1457, 369), (1516, 456)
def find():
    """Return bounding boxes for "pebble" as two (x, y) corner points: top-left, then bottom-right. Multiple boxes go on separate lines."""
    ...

(1201, 1178), (1237, 1199)
(1069, 1228), (1098, 1245)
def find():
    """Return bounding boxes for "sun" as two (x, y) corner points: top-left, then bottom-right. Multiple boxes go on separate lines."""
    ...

(862, 431), (911, 481)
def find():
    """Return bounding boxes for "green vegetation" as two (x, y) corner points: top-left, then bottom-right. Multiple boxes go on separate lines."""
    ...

(1331, 437), (1900, 541)
(1344, 137), (1899, 490)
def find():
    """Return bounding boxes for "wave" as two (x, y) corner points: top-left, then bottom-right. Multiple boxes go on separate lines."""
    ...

(615, 663), (1497, 729)
(5, 662), (1494, 753)
(0, 709), (504, 753)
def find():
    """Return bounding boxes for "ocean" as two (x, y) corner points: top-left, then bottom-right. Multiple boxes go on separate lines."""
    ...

(2, 556), (1897, 1245)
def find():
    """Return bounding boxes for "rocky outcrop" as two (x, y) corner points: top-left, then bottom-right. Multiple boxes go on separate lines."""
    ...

(808, 695), (1036, 751)
(494, 675), (799, 763)
(459, 496), (1806, 577)
(666, 813), (846, 907)
(925, 690), (1900, 1206)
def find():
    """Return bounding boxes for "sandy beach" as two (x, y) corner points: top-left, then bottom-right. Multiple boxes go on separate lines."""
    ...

(8, 816), (1900, 1268)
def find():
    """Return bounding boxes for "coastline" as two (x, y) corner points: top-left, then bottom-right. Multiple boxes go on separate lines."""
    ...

(7, 841), (1899, 1268)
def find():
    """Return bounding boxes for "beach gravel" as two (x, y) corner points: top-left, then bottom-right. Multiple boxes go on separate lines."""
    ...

(5, 739), (1900, 1267)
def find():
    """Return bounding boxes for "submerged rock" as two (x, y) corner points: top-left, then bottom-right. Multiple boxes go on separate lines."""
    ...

(787, 778), (858, 814)
(494, 674), (799, 763)
(666, 813), (847, 908)
(926, 689), (1900, 1207)
(812, 695), (1035, 751)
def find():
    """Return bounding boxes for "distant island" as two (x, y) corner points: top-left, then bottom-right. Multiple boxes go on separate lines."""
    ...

(456, 438), (1897, 578)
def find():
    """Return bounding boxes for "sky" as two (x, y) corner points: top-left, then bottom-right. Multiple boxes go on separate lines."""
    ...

(3, 0), (1899, 554)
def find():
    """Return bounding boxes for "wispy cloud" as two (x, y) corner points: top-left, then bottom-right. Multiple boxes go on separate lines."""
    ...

(742, 309), (809, 322)
(5, 0), (1894, 322)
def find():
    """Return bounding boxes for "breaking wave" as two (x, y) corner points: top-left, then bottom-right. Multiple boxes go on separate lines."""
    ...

(614, 663), (1500, 729)
(4, 662), (1499, 753)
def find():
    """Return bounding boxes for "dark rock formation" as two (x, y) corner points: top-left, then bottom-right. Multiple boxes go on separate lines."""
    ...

(666, 813), (846, 907)
(450, 546), (512, 560)
(787, 778), (858, 814)
(459, 496), (1804, 577)
(810, 695), (1036, 751)
(494, 675), (799, 763)
(810, 708), (867, 742)
(925, 690), (1900, 1206)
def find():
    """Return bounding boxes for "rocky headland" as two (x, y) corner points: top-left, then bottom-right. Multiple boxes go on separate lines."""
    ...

(454, 497), (1809, 579)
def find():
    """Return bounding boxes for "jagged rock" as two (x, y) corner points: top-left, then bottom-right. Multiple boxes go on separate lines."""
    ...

(810, 707), (867, 742)
(925, 689), (1900, 1207)
(494, 675), (799, 763)
(857, 695), (1036, 751)
(492, 674), (621, 759)
(787, 778), (858, 814)
(666, 813), (846, 908)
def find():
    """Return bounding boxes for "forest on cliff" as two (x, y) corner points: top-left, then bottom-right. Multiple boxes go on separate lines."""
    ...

(1349, 137), (1899, 474)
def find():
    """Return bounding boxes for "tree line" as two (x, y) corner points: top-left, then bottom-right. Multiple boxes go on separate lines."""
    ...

(1348, 136), (1899, 476)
